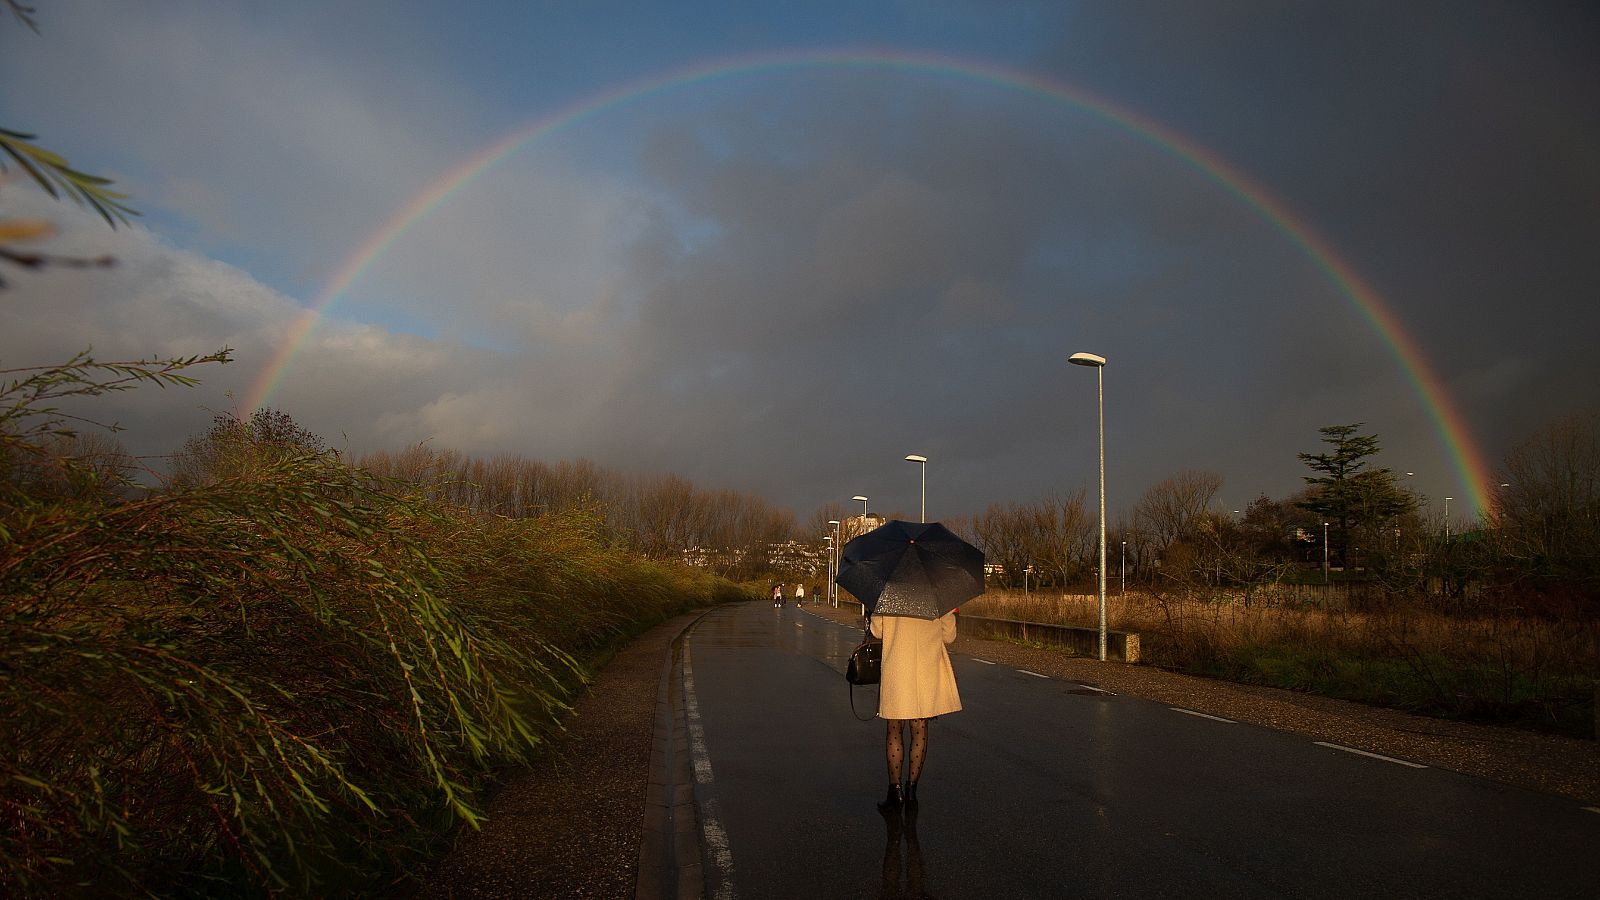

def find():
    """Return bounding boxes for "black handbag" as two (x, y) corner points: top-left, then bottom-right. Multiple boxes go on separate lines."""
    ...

(846, 633), (882, 721)
(846, 638), (882, 685)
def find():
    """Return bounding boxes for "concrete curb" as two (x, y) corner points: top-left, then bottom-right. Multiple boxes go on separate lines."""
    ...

(635, 609), (713, 900)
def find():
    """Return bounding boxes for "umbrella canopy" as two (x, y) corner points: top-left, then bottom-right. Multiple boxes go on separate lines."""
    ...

(835, 520), (986, 619)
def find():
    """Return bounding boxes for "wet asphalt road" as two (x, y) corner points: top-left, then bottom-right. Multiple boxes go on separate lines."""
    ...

(678, 601), (1598, 899)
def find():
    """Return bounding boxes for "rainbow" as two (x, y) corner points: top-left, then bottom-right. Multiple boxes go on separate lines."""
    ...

(244, 47), (1495, 516)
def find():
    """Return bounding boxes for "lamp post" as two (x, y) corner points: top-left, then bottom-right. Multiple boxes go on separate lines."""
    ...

(1443, 496), (1453, 536)
(1068, 351), (1108, 662)
(851, 495), (869, 541)
(827, 520), (842, 606)
(1322, 522), (1329, 584)
(824, 534), (834, 605)
(1120, 540), (1127, 596)
(1024, 565), (1032, 597)
(904, 454), (928, 523)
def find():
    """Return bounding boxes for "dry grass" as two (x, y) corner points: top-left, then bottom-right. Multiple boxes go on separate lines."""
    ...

(964, 589), (1599, 735)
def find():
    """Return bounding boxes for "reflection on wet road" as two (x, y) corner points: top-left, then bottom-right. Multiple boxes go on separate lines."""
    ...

(678, 601), (1597, 899)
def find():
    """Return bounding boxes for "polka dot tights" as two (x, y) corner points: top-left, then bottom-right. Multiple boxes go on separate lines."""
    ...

(884, 718), (929, 787)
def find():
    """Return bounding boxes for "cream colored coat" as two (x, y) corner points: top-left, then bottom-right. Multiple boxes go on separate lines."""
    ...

(869, 611), (961, 720)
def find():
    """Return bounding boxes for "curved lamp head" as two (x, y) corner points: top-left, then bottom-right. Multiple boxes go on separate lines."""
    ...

(1069, 352), (1107, 367)
(851, 495), (868, 502)
(827, 519), (840, 526)
(904, 454), (927, 463)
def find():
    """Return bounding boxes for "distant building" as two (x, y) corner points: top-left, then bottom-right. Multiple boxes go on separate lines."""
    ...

(841, 513), (886, 543)
(767, 539), (824, 576)
(680, 546), (744, 569)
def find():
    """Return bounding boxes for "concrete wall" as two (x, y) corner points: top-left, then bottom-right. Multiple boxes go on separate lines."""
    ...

(958, 615), (1140, 663)
(839, 603), (1143, 664)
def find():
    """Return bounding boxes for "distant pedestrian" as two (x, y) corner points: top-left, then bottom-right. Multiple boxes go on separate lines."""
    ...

(795, 583), (806, 605)
(811, 586), (821, 605)
(871, 610), (961, 809)
(772, 584), (783, 607)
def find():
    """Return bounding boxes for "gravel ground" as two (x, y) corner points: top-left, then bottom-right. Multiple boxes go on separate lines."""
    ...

(421, 603), (1599, 899)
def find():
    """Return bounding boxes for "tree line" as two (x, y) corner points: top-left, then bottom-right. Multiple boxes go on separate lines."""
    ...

(19, 400), (1599, 612)
(958, 417), (1600, 617)
(158, 409), (799, 580)
(355, 447), (795, 578)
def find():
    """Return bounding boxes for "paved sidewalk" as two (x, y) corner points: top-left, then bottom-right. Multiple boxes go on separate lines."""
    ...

(423, 613), (703, 899)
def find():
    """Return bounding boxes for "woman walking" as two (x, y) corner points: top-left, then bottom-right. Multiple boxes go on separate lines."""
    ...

(870, 609), (960, 808)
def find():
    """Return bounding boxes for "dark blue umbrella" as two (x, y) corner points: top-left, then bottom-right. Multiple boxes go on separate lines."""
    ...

(835, 520), (986, 619)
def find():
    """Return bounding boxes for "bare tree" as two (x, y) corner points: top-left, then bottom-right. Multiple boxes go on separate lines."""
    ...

(3, 431), (134, 500)
(970, 501), (1031, 587)
(806, 500), (849, 543)
(1132, 470), (1224, 557)
(1027, 490), (1093, 587)
(968, 493), (1091, 589)
(1491, 412), (1600, 597)
(170, 408), (326, 486)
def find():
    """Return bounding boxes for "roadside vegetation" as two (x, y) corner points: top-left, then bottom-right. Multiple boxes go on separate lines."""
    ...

(959, 419), (1600, 739)
(3, 59), (771, 891)
(0, 359), (751, 896)
(964, 588), (1598, 737)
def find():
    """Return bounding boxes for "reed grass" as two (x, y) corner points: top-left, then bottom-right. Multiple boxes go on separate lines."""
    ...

(963, 589), (1599, 736)
(2, 450), (747, 896)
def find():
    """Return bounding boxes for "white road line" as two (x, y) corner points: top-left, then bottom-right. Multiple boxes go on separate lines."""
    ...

(1170, 707), (1236, 723)
(1314, 741), (1428, 768)
(682, 644), (714, 784)
(971, 658), (996, 665)
(1016, 669), (1049, 678)
(682, 643), (734, 897)
(701, 797), (735, 900)
(1074, 684), (1114, 694)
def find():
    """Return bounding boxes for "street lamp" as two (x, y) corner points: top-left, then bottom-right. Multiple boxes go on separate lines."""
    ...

(1322, 522), (1329, 584)
(1024, 565), (1033, 596)
(851, 495), (869, 540)
(1120, 541), (1127, 596)
(1068, 351), (1108, 662)
(823, 534), (834, 604)
(1443, 496), (1453, 536)
(827, 520), (842, 606)
(904, 454), (928, 523)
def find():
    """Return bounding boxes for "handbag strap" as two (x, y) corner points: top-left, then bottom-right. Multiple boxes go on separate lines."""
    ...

(849, 681), (876, 722)
(848, 613), (877, 721)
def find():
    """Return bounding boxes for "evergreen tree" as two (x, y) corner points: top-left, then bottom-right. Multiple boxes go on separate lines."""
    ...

(1296, 424), (1416, 569)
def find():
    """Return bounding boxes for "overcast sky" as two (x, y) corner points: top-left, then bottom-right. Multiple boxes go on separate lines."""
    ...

(3, 1), (1596, 526)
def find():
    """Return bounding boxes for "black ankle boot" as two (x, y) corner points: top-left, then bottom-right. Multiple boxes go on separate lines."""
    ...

(904, 781), (918, 806)
(877, 782), (903, 811)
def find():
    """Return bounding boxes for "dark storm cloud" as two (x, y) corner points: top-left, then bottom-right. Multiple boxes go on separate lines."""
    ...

(574, 77), (1375, 518)
(1032, 1), (1600, 471)
(7, 2), (1593, 525)
(562, 1), (1600, 522)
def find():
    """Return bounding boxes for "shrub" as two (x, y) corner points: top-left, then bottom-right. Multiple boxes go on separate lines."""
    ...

(1, 358), (746, 895)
